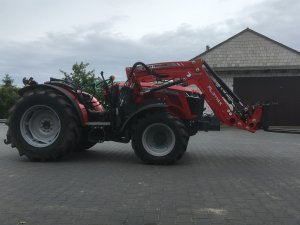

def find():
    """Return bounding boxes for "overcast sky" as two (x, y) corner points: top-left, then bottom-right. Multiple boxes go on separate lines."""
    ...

(1, 0), (300, 85)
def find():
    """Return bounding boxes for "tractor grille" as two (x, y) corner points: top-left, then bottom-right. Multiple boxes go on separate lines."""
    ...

(186, 93), (205, 116)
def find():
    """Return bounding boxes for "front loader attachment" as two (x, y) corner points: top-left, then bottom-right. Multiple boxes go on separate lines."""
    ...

(127, 59), (265, 133)
(200, 60), (264, 133)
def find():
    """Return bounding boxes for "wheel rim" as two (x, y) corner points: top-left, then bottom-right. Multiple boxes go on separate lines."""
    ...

(142, 123), (175, 157)
(20, 105), (61, 148)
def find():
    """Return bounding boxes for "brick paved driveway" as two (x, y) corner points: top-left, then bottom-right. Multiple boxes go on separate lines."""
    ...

(0, 123), (299, 225)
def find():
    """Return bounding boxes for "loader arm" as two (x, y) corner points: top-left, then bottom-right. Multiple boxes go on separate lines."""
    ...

(126, 59), (263, 133)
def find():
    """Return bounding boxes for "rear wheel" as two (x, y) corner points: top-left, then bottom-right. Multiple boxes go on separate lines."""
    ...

(131, 112), (189, 164)
(20, 105), (61, 148)
(8, 89), (80, 160)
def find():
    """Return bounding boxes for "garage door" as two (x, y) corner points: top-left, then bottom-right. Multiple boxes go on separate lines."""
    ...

(233, 76), (300, 126)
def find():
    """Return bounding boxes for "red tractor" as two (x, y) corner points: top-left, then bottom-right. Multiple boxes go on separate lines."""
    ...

(4, 59), (267, 164)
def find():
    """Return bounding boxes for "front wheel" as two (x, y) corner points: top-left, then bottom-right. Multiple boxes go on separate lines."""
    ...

(131, 112), (189, 164)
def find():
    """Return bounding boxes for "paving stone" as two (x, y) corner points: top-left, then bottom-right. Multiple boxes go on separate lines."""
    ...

(0, 124), (300, 225)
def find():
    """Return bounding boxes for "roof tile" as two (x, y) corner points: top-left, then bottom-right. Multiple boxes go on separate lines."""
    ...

(192, 28), (300, 69)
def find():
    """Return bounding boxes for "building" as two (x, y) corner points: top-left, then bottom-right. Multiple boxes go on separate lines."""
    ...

(191, 28), (300, 126)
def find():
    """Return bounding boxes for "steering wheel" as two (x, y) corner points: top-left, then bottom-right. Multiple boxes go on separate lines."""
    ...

(97, 72), (115, 92)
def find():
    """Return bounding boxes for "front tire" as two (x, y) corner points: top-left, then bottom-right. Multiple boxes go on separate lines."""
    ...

(131, 112), (189, 164)
(8, 89), (80, 161)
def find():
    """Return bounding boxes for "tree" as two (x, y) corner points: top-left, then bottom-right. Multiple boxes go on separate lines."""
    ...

(60, 62), (95, 92)
(0, 74), (19, 118)
(60, 62), (103, 101)
(2, 74), (14, 87)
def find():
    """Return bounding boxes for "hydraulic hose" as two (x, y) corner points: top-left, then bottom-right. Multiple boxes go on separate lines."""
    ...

(129, 62), (167, 79)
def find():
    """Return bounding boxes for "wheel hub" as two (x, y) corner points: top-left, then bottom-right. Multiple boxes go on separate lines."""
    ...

(153, 132), (167, 146)
(41, 120), (51, 131)
(20, 105), (61, 148)
(142, 123), (175, 157)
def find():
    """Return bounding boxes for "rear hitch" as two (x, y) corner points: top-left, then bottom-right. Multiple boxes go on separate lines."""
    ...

(3, 122), (12, 145)
(4, 132), (12, 145)
(4, 138), (11, 145)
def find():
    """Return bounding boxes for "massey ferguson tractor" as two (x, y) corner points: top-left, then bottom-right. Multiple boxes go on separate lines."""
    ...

(4, 59), (267, 164)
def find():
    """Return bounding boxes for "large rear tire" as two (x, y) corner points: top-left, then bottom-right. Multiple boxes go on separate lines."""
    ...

(7, 89), (80, 161)
(131, 112), (189, 165)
